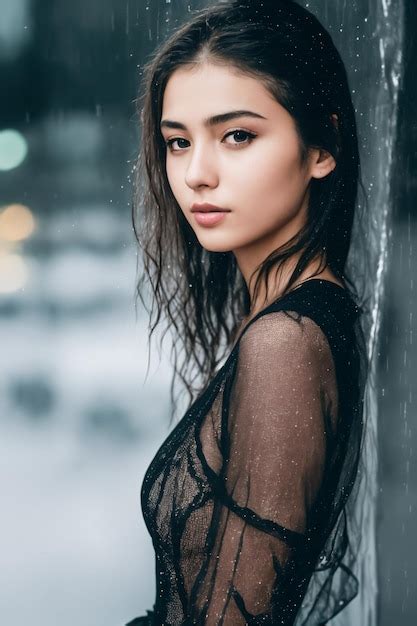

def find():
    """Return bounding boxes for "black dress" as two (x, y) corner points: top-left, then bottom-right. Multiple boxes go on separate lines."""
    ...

(126, 279), (366, 626)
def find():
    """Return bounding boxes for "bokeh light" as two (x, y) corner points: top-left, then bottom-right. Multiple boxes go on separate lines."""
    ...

(0, 129), (28, 171)
(0, 250), (28, 293)
(0, 203), (35, 241)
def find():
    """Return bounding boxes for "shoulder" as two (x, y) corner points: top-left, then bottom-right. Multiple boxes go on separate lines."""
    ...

(233, 309), (339, 432)
(239, 309), (332, 363)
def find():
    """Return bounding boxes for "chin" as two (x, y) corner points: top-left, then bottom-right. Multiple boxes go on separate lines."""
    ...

(196, 236), (234, 254)
(190, 229), (234, 252)
(200, 243), (234, 254)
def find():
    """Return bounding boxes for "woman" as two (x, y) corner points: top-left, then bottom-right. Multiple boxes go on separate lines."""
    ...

(127, 0), (369, 624)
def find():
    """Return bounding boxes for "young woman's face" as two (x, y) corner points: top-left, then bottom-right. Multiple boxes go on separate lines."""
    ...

(160, 63), (333, 279)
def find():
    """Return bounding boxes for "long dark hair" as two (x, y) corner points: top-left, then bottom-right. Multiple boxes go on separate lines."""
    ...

(132, 0), (369, 424)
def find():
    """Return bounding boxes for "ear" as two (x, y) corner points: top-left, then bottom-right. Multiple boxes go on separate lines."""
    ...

(309, 113), (338, 179)
(310, 148), (337, 180)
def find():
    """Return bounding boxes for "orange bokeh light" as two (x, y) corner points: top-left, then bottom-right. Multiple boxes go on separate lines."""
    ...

(0, 203), (35, 242)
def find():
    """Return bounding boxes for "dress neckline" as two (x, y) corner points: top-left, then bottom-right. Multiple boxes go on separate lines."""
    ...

(283, 277), (347, 296)
(231, 278), (351, 352)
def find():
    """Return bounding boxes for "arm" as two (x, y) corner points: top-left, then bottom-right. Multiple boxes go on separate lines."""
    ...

(187, 310), (338, 625)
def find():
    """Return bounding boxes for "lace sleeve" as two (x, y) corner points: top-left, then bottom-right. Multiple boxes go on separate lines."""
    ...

(187, 310), (338, 625)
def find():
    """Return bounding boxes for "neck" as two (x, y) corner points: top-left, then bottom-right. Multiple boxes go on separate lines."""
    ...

(247, 252), (327, 314)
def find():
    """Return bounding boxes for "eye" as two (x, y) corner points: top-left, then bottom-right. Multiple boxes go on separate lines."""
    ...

(165, 137), (190, 152)
(223, 129), (257, 147)
(164, 129), (257, 153)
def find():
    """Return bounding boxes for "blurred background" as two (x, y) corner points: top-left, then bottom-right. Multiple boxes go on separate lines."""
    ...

(0, 1), (415, 625)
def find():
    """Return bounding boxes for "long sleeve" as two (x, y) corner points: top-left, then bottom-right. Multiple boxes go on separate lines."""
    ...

(187, 310), (339, 625)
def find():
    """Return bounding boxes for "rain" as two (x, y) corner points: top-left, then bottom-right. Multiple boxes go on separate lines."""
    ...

(0, 1), (415, 625)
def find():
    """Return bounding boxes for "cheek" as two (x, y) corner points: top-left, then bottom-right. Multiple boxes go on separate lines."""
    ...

(165, 160), (177, 194)
(237, 144), (306, 220)
(166, 161), (185, 206)
(165, 162), (195, 227)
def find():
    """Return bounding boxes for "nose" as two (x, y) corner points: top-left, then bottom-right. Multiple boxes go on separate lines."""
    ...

(184, 143), (219, 190)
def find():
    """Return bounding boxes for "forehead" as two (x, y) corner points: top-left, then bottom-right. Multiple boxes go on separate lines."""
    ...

(161, 63), (278, 122)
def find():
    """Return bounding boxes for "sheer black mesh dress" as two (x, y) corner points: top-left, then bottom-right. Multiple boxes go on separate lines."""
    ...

(126, 278), (367, 626)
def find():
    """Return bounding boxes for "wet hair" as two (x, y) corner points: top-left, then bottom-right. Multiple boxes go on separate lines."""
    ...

(132, 0), (369, 421)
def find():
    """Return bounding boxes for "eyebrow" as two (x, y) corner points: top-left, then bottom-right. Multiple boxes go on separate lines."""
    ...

(160, 109), (267, 131)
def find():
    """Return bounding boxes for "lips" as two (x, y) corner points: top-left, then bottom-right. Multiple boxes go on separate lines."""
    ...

(190, 202), (231, 227)
(191, 203), (230, 213)
(192, 211), (228, 227)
